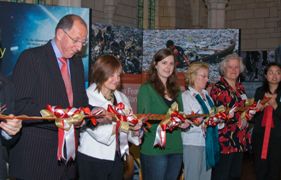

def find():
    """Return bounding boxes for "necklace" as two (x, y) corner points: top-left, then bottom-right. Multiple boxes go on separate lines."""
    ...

(104, 93), (114, 102)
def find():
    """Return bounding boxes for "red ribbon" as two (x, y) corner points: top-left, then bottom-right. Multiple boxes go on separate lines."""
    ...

(154, 111), (185, 147)
(169, 112), (185, 131)
(261, 106), (274, 159)
(203, 112), (227, 127)
(82, 107), (97, 126)
(107, 105), (122, 152)
(46, 105), (68, 161)
(107, 103), (130, 157)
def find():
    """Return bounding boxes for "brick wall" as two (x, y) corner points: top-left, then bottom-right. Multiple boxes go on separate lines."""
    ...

(225, 0), (281, 50)
(157, 0), (192, 29)
(76, 0), (281, 51)
(82, 0), (137, 27)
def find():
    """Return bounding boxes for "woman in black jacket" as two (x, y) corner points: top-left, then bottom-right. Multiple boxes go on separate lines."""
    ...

(252, 62), (281, 180)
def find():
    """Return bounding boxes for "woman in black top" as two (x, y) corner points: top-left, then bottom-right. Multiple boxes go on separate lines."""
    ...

(252, 62), (281, 180)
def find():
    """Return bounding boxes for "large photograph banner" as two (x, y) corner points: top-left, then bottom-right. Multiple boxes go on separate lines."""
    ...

(0, 1), (90, 83)
(143, 29), (240, 82)
(90, 27), (240, 111)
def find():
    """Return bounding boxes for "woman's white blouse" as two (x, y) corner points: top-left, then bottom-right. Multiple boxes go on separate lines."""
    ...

(78, 83), (140, 161)
(181, 87), (213, 147)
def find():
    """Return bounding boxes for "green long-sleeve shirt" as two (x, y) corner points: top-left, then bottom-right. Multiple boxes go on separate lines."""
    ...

(137, 83), (183, 155)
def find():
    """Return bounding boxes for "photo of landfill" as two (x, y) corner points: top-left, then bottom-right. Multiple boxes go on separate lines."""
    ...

(91, 23), (143, 74)
(143, 29), (240, 82)
(90, 26), (241, 82)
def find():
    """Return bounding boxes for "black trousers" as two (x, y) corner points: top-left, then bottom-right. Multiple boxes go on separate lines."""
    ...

(77, 152), (123, 180)
(211, 152), (243, 180)
(14, 160), (77, 180)
(0, 144), (7, 180)
(252, 134), (281, 180)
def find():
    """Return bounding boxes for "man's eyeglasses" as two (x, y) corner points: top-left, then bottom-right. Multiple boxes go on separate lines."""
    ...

(63, 29), (88, 46)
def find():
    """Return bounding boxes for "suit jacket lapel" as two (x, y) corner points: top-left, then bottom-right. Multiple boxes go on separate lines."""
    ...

(44, 42), (70, 107)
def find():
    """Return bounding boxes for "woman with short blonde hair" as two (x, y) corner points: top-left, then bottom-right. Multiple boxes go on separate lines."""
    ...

(182, 62), (219, 180)
(185, 62), (209, 87)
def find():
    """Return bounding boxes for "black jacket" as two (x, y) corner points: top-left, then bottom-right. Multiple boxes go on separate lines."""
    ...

(252, 86), (281, 139)
(0, 73), (19, 146)
(0, 73), (14, 115)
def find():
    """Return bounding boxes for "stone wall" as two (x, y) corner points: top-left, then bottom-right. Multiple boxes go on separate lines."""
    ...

(82, 0), (137, 27)
(157, 0), (192, 29)
(225, 0), (281, 50)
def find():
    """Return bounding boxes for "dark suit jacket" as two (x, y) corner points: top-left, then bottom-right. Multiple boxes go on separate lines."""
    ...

(9, 41), (88, 180)
(0, 73), (20, 147)
(0, 74), (14, 115)
(0, 74), (18, 179)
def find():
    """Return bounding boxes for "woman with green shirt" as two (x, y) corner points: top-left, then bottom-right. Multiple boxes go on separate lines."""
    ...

(137, 48), (183, 180)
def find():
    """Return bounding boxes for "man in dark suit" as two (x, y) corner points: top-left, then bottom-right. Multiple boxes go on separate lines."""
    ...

(10, 14), (89, 180)
(0, 73), (22, 180)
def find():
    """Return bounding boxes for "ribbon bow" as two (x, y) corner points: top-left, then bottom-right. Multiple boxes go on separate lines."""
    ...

(107, 103), (141, 159)
(40, 105), (85, 162)
(40, 105), (85, 130)
(153, 102), (184, 147)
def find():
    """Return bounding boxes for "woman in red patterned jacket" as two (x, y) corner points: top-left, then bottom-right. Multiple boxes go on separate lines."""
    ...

(210, 54), (253, 180)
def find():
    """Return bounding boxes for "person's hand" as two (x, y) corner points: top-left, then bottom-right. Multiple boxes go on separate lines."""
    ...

(91, 107), (106, 116)
(179, 120), (191, 129)
(130, 122), (142, 131)
(217, 122), (225, 130)
(248, 109), (257, 119)
(91, 107), (115, 124)
(73, 118), (85, 128)
(192, 117), (204, 126)
(266, 93), (278, 109)
(130, 121), (143, 137)
(227, 107), (236, 119)
(0, 115), (22, 136)
(255, 101), (265, 112)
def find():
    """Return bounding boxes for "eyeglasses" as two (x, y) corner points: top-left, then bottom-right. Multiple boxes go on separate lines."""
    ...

(196, 74), (209, 79)
(63, 29), (88, 46)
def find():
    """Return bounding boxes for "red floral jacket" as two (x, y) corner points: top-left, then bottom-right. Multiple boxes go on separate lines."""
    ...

(210, 77), (251, 154)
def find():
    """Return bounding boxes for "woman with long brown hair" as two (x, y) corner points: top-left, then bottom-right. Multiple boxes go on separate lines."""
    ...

(137, 48), (183, 180)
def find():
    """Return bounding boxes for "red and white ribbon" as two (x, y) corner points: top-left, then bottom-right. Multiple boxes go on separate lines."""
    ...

(42, 105), (82, 162)
(153, 112), (185, 147)
(107, 103), (140, 159)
